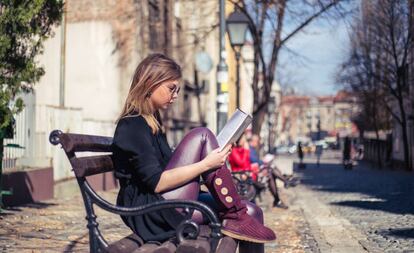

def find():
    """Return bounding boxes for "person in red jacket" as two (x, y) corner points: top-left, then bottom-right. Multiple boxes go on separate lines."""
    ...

(228, 134), (257, 180)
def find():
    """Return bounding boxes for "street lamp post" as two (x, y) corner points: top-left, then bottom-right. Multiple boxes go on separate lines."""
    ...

(234, 50), (241, 108)
(226, 9), (250, 109)
(216, 0), (228, 132)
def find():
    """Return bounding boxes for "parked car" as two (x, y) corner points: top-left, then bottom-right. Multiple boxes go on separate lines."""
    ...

(276, 145), (290, 155)
(315, 140), (329, 149)
(288, 145), (297, 154)
(302, 144), (314, 154)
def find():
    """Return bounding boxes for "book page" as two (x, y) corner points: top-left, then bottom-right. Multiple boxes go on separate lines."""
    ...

(216, 109), (252, 151)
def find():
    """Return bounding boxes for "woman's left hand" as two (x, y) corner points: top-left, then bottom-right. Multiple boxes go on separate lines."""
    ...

(201, 144), (232, 169)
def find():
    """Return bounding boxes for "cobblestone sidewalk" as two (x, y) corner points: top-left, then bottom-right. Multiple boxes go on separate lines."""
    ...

(0, 186), (316, 252)
(295, 151), (414, 253)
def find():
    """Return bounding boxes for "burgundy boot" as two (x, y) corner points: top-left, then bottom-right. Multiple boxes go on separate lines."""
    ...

(202, 165), (276, 243)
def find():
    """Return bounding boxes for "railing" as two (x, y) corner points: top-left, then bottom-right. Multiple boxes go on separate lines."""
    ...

(2, 93), (34, 171)
(362, 132), (392, 167)
(0, 97), (125, 183)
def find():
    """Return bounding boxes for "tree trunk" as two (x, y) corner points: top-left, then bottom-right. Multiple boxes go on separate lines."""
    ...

(397, 95), (411, 170)
(252, 106), (267, 135)
(372, 97), (382, 168)
(401, 118), (411, 170)
(374, 126), (382, 168)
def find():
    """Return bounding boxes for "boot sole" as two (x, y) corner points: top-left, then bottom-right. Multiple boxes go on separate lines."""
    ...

(221, 229), (276, 243)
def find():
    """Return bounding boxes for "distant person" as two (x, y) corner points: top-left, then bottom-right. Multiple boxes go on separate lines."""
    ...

(343, 136), (352, 169)
(228, 134), (252, 177)
(297, 142), (304, 168)
(336, 133), (340, 149)
(228, 134), (261, 202)
(249, 134), (296, 209)
(315, 144), (323, 167)
(248, 135), (263, 166)
(229, 134), (260, 183)
(355, 143), (364, 160)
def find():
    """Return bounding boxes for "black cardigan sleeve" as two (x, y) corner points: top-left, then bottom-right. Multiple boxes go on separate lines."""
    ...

(113, 116), (163, 191)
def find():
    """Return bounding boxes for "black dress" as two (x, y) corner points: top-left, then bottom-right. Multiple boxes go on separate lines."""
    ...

(111, 114), (184, 242)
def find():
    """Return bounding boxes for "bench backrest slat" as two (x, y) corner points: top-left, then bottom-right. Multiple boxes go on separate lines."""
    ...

(70, 155), (114, 177)
(59, 133), (113, 153)
(50, 130), (114, 178)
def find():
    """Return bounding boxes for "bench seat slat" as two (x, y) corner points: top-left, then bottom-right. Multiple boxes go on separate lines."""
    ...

(130, 243), (159, 253)
(107, 233), (143, 253)
(153, 241), (177, 253)
(216, 237), (238, 253)
(70, 155), (114, 177)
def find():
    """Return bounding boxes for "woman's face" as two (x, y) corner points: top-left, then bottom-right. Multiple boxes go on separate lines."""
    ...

(150, 79), (180, 110)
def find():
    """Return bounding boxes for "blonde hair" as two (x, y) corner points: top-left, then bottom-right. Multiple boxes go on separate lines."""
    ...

(118, 53), (182, 133)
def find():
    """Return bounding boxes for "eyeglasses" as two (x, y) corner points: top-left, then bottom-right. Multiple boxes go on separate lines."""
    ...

(165, 84), (180, 95)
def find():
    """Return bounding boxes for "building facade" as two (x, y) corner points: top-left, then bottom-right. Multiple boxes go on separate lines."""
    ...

(275, 91), (357, 146)
(3, 0), (222, 184)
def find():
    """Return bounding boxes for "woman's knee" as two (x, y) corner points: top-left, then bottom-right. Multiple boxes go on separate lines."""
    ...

(186, 127), (215, 140)
(183, 127), (218, 150)
(242, 200), (264, 224)
(173, 127), (214, 155)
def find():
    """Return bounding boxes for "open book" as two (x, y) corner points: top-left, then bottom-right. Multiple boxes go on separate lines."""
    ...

(216, 109), (252, 151)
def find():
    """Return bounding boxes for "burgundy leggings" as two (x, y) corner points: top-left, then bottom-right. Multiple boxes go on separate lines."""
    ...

(160, 127), (263, 224)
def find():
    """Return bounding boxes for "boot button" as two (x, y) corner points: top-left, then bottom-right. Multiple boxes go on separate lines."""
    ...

(215, 178), (223, 186)
(221, 187), (228, 195)
(225, 196), (233, 203)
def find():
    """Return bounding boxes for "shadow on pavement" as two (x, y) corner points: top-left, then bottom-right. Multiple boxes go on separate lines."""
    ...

(1, 206), (22, 212)
(381, 228), (414, 239)
(294, 162), (414, 215)
(0, 202), (57, 216)
(23, 202), (57, 209)
(62, 232), (88, 252)
(332, 200), (412, 215)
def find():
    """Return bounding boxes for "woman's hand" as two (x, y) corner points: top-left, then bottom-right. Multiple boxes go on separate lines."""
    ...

(202, 144), (232, 170)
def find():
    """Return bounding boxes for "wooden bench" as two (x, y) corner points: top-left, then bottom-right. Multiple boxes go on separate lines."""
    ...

(49, 130), (262, 253)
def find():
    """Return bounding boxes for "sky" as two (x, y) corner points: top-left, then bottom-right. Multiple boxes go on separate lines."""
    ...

(278, 17), (351, 96)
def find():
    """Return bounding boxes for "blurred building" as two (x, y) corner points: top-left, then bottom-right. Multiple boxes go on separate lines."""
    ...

(276, 95), (310, 145)
(333, 91), (358, 138)
(3, 0), (222, 187)
(275, 90), (357, 146)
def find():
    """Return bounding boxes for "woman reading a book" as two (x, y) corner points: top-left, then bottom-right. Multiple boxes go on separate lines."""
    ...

(111, 54), (275, 244)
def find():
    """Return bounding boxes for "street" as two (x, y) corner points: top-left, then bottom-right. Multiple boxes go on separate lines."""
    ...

(289, 151), (414, 252)
(1, 151), (414, 252)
